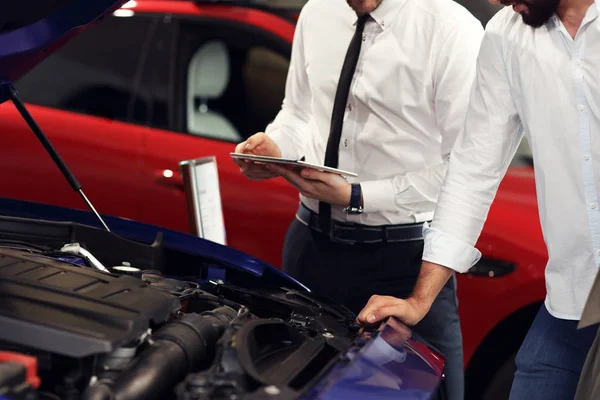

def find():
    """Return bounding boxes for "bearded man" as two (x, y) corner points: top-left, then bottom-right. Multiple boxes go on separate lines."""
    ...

(357, 0), (600, 399)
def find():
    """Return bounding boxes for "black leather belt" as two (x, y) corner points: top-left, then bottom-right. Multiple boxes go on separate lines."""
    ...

(296, 203), (426, 245)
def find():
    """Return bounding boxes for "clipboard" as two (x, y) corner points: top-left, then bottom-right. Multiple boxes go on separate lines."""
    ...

(179, 156), (227, 246)
(230, 153), (358, 177)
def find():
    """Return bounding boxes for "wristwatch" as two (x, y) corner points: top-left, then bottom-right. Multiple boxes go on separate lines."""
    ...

(344, 183), (364, 214)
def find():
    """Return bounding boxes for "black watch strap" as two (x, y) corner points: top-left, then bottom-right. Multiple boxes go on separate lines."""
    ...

(344, 183), (363, 214)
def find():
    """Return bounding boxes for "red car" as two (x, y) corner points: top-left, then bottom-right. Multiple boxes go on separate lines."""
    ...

(0, 1), (546, 399)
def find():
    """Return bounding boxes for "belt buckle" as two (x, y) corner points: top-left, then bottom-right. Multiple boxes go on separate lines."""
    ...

(382, 226), (391, 243)
(329, 223), (356, 245)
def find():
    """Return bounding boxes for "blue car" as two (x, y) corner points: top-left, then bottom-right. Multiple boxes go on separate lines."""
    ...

(0, 1), (445, 399)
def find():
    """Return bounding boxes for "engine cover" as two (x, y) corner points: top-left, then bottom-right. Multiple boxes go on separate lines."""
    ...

(0, 248), (180, 358)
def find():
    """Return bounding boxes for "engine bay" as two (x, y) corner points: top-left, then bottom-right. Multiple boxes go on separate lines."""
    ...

(0, 216), (361, 400)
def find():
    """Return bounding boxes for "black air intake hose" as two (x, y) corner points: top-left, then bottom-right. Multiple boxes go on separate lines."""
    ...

(83, 307), (238, 400)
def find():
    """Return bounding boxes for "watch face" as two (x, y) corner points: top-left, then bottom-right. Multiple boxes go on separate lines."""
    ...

(344, 206), (363, 215)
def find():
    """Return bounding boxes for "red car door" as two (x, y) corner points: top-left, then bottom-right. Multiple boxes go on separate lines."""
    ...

(135, 14), (300, 267)
(0, 105), (144, 222)
(0, 15), (158, 222)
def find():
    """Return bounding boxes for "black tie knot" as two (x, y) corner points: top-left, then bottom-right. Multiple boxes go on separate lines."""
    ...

(356, 14), (369, 30)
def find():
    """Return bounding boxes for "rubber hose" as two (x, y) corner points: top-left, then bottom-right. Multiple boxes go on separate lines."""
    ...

(82, 307), (237, 400)
(80, 383), (113, 400)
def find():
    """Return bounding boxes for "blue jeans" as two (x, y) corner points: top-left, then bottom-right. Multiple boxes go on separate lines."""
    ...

(509, 304), (598, 400)
(411, 273), (463, 400)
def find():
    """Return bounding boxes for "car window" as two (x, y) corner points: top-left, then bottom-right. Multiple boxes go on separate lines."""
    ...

(129, 15), (176, 131)
(15, 14), (157, 124)
(241, 47), (289, 137)
(177, 20), (290, 143)
(511, 137), (534, 167)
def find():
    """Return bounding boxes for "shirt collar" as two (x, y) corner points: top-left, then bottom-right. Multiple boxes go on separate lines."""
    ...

(588, 1), (599, 22)
(550, 14), (561, 30)
(550, 1), (599, 30)
(353, 0), (406, 30)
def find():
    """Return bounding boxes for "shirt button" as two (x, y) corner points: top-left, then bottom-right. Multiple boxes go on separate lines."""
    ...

(344, 139), (348, 147)
(348, 103), (352, 111)
(575, 59), (582, 66)
(591, 203), (597, 209)
(585, 153), (590, 161)
(579, 104), (585, 111)
(362, 34), (366, 41)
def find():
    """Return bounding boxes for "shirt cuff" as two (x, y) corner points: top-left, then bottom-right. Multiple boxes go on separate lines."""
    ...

(360, 179), (397, 213)
(265, 124), (302, 160)
(422, 223), (482, 273)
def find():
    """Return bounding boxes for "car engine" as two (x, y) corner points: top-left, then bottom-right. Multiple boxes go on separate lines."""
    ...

(0, 217), (361, 400)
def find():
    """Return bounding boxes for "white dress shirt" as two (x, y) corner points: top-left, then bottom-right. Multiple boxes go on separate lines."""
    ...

(423, 3), (600, 320)
(265, 0), (484, 226)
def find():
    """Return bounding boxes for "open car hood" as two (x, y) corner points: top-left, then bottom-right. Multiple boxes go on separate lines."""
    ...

(0, 0), (127, 102)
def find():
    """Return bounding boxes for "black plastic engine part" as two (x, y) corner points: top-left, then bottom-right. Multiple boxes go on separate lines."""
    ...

(0, 215), (166, 272)
(207, 284), (357, 338)
(83, 307), (238, 400)
(179, 316), (350, 400)
(0, 248), (180, 357)
(0, 362), (36, 400)
(0, 362), (25, 390)
(235, 319), (346, 392)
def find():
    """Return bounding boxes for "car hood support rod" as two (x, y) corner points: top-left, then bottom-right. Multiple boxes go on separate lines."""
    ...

(2, 83), (110, 232)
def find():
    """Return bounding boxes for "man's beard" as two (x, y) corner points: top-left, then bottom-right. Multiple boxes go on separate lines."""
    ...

(502, 0), (561, 28)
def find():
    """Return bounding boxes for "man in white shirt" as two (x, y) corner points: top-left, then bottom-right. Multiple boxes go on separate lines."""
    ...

(234, 0), (483, 398)
(357, 0), (600, 398)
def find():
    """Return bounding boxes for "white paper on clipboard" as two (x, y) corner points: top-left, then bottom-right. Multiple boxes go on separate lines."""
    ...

(179, 157), (227, 245)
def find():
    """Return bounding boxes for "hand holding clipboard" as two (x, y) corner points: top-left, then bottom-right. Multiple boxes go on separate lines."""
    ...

(233, 132), (358, 207)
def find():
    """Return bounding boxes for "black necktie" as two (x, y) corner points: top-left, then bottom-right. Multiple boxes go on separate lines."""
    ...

(319, 14), (369, 233)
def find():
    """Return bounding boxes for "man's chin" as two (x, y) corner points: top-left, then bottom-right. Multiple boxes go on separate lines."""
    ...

(348, 4), (369, 14)
(347, 0), (379, 15)
(514, 0), (560, 28)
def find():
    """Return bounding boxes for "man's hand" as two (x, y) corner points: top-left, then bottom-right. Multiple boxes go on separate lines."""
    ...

(357, 296), (430, 326)
(356, 261), (454, 326)
(234, 132), (282, 181)
(267, 165), (352, 206)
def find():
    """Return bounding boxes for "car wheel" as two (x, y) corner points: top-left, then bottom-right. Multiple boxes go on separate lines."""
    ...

(482, 353), (516, 400)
